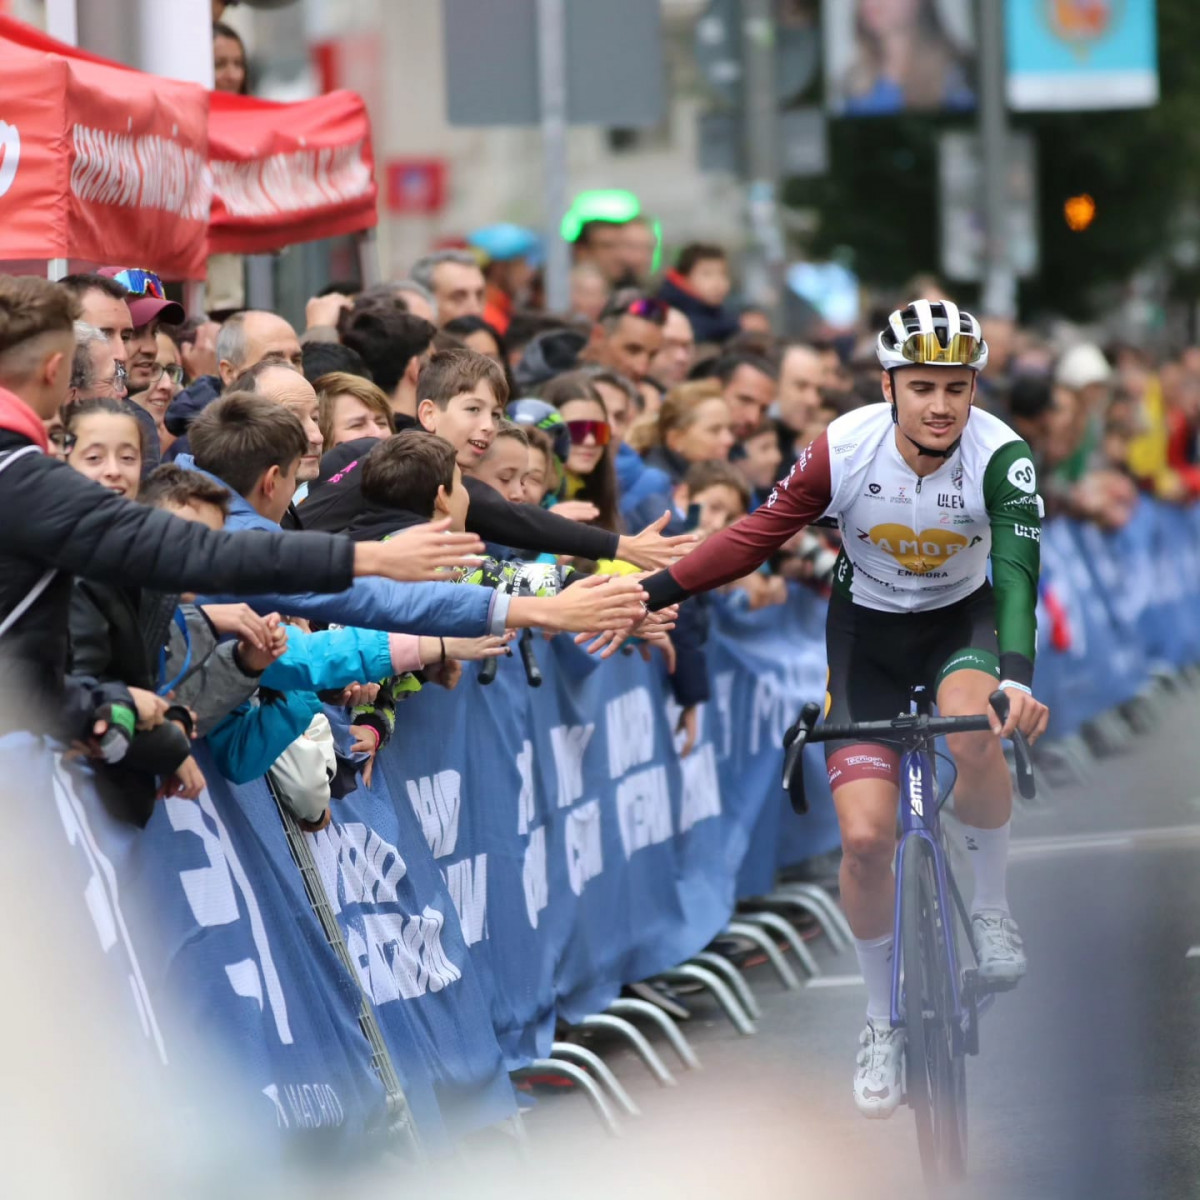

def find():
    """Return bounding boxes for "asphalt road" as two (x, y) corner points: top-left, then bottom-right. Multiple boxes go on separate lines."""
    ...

(497, 686), (1200, 1200)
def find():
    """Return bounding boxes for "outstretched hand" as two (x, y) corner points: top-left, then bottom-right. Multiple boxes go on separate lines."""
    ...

(616, 512), (700, 571)
(360, 518), (485, 582)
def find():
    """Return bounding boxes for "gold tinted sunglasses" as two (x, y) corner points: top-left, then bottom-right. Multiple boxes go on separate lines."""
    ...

(900, 331), (982, 366)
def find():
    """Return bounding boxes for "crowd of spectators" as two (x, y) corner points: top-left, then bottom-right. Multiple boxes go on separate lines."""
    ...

(2, 164), (1198, 830)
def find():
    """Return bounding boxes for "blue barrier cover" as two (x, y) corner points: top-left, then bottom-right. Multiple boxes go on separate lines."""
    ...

(20, 503), (1195, 1155)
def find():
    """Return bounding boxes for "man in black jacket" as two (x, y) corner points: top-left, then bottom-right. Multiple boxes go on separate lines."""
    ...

(0, 276), (494, 743)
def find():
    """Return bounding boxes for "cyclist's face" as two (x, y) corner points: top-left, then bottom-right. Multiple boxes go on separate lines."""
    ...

(886, 367), (975, 452)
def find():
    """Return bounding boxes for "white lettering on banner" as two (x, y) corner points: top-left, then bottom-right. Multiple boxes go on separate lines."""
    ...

(566, 800), (604, 895)
(164, 791), (293, 1044)
(516, 739), (535, 836)
(405, 770), (461, 859)
(680, 743), (722, 833)
(347, 906), (461, 1004)
(713, 671), (734, 760)
(51, 758), (168, 1065)
(523, 825), (549, 929)
(549, 723), (594, 808)
(262, 1082), (346, 1130)
(444, 854), (488, 946)
(69, 125), (210, 220)
(0, 120), (20, 199)
(615, 765), (672, 859)
(606, 687), (656, 779)
(748, 660), (826, 755)
(210, 141), (372, 218)
(308, 821), (407, 914)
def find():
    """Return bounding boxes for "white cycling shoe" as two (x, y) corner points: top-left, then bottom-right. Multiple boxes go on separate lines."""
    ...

(853, 1019), (905, 1119)
(971, 909), (1027, 985)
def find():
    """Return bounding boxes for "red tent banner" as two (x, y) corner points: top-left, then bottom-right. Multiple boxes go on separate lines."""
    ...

(0, 28), (210, 279)
(0, 15), (378, 272)
(207, 89), (377, 256)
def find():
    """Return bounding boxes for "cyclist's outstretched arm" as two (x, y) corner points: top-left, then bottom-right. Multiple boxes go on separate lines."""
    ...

(643, 433), (833, 609)
(984, 439), (1041, 690)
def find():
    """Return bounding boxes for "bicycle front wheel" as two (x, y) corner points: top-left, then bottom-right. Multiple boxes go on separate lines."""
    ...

(900, 834), (967, 1183)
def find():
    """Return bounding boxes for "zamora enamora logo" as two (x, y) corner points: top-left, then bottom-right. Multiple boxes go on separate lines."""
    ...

(0, 120), (20, 199)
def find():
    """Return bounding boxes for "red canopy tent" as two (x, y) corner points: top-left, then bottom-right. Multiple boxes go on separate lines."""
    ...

(0, 16), (378, 280)
(0, 27), (210, 278)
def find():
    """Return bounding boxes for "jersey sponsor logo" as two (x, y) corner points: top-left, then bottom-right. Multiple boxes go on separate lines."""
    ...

(868, 482), (882, 495)
(937, 493), (965, 509)
(833, 440), (859, 455)
(1015, 524), (1040, 541)
(861, 523), (970, 574)
(1007, 457), (1037, 493)
(951, 464), (963, 491)
(898, 569), (948, 578)
(889, 485), (912, 506)
(846, 754), (892, 769)
(1002, 493), (1038, 510)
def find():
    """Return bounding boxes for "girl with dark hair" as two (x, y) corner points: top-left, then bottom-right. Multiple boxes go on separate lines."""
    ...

(542, 371), (622, 534)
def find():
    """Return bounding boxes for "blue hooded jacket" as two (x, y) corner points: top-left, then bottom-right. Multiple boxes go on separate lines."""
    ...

(616, 441), (673, 531)
(175, 455), (508, 636)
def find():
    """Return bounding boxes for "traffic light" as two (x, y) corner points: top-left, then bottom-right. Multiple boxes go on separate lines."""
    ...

(1064, 194), (1097, 232)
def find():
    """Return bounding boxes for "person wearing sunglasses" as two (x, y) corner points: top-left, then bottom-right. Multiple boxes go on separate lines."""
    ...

(132, 332), (187, 456)
(542, 372), (622, 534)
(98, 268), (185, 394)
(583, 289), (667, 385)
(640, 300), (1049, 1118)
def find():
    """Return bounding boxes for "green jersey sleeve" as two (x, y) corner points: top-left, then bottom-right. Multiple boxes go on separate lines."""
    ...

(982, 440), (1041, 687)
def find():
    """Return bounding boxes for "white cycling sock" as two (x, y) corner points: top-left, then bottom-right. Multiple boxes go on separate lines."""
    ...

(960, 819), (1011, 915)
(854, 932), (895, 1024)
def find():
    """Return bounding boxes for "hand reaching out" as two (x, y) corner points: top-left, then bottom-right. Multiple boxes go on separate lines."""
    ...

(235, 613), (288, 673)
(202, 603), (277, 653)
(357, 519), (485, 582)
(616, 512), (700, 571)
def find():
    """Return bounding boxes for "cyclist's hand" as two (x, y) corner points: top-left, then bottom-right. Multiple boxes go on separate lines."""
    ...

(991, 688), (1049, 744)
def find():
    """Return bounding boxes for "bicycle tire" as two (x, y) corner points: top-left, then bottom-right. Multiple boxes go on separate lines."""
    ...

(900, 835), (967, 1183)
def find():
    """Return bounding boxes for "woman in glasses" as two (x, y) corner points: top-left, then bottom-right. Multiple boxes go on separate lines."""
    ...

(542, 372), (622, 535)
(129, 332), (185, 456)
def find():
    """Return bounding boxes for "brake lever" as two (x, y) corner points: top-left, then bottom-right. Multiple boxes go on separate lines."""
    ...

(987, 690), (1037, 800)
(782, 701), (821, 815)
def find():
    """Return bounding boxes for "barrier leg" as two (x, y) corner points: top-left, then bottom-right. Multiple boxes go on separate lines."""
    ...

(766, 884), (854, 954)
(688, 951), (762, 1020)
(550, 1042), (641, 1116)
(724, 920), (801, 989)
(575, 1014), (677, 1086)
(606, 998), (702, 1070)
(653, 965), (756, 1036)
(270, 782), (422, 1156)
(513, 1060), (621, 1137)
(738, 911), (821, 979)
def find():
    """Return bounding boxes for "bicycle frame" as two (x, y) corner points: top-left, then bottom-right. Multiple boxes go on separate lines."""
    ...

(889, 740), (992, 1041)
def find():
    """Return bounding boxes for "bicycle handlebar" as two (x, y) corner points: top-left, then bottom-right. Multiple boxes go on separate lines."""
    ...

(782, 689), (1037, 813)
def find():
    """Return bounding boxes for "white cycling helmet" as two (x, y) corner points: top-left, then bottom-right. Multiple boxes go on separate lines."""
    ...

(875, 299), (989, 373)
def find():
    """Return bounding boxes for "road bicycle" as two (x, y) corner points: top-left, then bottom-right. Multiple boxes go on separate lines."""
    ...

(782, 687), (1036, 1183)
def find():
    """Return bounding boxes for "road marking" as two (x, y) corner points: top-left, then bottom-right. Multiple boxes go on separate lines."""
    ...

(1186, 947), (1200, 959)
(1010, 823), (1200, 860)
(805, 975), (865, 989)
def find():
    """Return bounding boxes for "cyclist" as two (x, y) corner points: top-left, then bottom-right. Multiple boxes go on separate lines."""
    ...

(642, 300), (1049, 1118)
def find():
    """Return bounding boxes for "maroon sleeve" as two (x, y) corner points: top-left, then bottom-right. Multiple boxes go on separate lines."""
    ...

(643, 433), (834, 609)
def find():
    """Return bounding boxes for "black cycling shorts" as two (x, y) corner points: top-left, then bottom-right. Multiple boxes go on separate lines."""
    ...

(823, 583), (999, 786)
